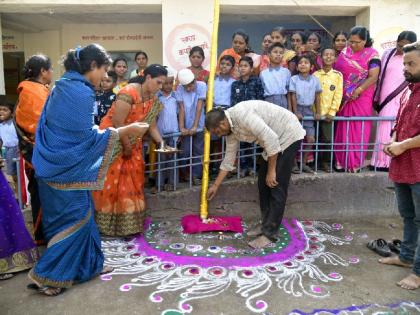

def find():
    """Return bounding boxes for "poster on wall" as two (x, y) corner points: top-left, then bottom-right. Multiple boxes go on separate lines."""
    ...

(165, 23), (211, 71)
(373, 26), (404, 56)
(162, 0), (214, 72)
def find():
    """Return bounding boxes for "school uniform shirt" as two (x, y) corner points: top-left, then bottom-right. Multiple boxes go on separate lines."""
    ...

(0, 119), (19, 147)
(95, 90), (116, 125)
(213, 75), (236, 108)
(220, 100), (305, 172)
(157, 91), (179, 135)
(230, 76), (264, 106)
(259, 66), (291, 97)
(313, 69), (343, 116)
(175, 81), (207, 129)
(289, 74), (322, 106)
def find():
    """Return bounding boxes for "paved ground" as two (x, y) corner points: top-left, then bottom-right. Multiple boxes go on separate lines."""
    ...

(2, 211), (420, 315)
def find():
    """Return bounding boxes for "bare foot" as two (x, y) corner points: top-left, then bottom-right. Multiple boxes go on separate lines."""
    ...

(397, 274), (420, 290)
(378, 256), (412, 268)
(248, 235), (273, 249)
(100, 265), (114, 275)
(247, 225), (262, 237)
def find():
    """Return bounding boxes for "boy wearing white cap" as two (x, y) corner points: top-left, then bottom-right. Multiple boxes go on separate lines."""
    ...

(176, 68), (207, 185)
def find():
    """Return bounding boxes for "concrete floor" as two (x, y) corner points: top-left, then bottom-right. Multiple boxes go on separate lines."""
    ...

(1, 214), (420, 315)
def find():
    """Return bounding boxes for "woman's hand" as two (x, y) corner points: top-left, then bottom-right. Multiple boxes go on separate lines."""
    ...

(351, 87), (363, 100)
(122, 146), (132, 159)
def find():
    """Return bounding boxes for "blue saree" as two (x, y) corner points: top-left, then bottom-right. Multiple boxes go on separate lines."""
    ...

(29, 71), (119, 288)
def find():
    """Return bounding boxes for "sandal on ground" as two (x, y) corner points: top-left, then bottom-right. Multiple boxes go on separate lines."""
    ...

(0, 273), (14, 280)
(367, 239), (392, 257)
(302, 164), (314, 173)
(27, 283), (40, 290)
(388, 239), (401, 254)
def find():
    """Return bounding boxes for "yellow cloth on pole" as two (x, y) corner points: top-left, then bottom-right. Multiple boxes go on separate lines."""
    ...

(199, 0), (219, 220)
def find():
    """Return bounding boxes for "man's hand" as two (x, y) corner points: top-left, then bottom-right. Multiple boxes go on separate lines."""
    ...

(383, 141), (394, 157)
(265, 170), (278, 188)
(386, 141), (407, 157)
(207, 185), (219, 200)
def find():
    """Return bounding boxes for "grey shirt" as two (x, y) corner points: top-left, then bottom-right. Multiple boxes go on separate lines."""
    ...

(220, 100), (306, 172)
(289, 74), (322, 106)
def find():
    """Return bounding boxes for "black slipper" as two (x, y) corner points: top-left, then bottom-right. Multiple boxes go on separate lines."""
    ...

(367, 239), (392, 257)
(388, 239), (401, 254)
(27, 283), (40, 290)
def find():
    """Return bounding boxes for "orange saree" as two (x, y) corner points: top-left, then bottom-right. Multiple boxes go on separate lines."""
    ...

(15, 80), (49, 244)
(93, 85), (159, 236)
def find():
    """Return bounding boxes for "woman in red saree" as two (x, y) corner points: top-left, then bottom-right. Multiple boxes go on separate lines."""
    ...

(93, 64), (168, 236)
(333, 26), (381, 172)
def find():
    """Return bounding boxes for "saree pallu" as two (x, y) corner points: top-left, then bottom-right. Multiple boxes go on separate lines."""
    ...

(30, 71), (119, 288)
(333, 46), (380, 171)
(93, 85), (160, 236)
(0, 172), (38, 275)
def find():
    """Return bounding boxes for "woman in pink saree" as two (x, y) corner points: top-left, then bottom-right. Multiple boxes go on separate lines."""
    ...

(370, 31), (417, 170)
(334, 26), (381, 172)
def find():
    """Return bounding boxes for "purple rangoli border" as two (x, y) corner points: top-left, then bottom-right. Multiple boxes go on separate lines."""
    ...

(134, 218), (307, 268)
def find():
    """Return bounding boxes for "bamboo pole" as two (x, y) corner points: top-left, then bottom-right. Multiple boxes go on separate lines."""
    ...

(199, 0), (220, 220)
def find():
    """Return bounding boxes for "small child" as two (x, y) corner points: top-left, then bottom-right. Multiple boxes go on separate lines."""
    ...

(156, 69), (179, 191)
(214, 55), (236, 109)
(259, 42), (291, 109)
(231, 56), (264, 176)
(313, 48), (343, 171)
(188, 46), (210, 83)
(95, 70), (117, 125)
(0, 98), (19, 193)
(289, 55), (322, 173)
(176, 68), (207, 185)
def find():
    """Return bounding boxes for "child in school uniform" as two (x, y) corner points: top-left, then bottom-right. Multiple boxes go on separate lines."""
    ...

(94, 70), (117, 125)
(259, 42), (291, 109)
(313, 47), (343, 172)
(289, 55), (322, 173)
(231, 56), (264, 177)
(0, 98), (19, 193)
(214, 55), (236, 109)
(156, 68), (179, 191)
(176, 68), (207, 185)
(211, 55), (236, 175)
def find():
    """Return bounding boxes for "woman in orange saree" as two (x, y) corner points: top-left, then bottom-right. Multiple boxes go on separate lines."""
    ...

(14, 54), (52, 245)
(218, 30), (261, 79)
(93, 64), (168, 236)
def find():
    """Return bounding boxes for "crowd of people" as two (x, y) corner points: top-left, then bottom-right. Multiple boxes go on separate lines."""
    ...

(1, 24), (420, 294)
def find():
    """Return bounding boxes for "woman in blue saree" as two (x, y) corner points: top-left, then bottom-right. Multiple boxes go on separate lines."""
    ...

(27, 44), (149, 296)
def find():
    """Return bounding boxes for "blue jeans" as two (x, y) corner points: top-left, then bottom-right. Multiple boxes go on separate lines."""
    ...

(395, 182), (420, 276)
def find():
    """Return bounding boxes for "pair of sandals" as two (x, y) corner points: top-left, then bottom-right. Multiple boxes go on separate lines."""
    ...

(26, 266), (114, 296)
(367, 238), (401, 257)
